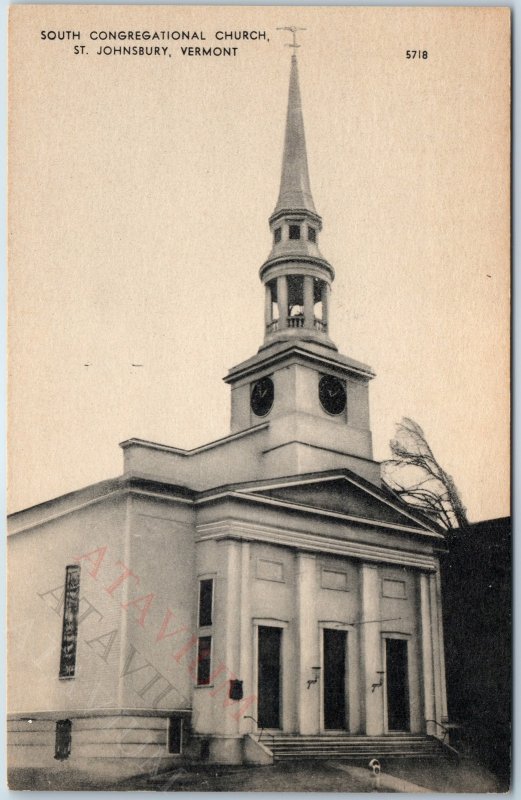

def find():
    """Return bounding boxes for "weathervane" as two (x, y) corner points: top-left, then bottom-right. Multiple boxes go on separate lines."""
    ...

(276, 26), (307, 49)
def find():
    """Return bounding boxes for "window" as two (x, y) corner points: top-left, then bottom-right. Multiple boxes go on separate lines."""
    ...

(54, 719), (72, 761)
(59, 565), (81, 679)
(168, 717), (183, 754)
(196, 579), (214, 686)
(308, 226), (316, 242)
(289, 224), (301, 240)
(197, 636), (212, 686)
(274, 227), (282, 244)
(198, 579), (213, 627)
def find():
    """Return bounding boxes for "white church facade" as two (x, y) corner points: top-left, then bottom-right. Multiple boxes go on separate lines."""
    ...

(8, 53), (449, 778)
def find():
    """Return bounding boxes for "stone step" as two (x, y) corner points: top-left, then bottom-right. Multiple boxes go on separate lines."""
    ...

(269, 746), (441, 755)
(270, 743), (439, 753)
(270, 742), (440, 749)
(273, 752), (443, 761)
(271, 736), (429, 743)
(266, 734), (446, 762)
(268, 734), (444, 740)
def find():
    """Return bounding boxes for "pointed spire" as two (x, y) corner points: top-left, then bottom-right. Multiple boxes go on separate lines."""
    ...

(273, 55), (317, 217)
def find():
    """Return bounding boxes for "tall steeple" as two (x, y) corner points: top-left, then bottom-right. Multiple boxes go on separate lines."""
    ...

(225, 41), (375, 473)
(273, 55), (317, 216)
(260, 50), (336, 352)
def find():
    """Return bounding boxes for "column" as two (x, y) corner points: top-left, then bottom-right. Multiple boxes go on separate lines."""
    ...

(435, 570), (448, 722)
(238, 542), (252, 735)
(420, 573), (435, 736)
(296, 553), (318, 734)
(429, 572), (444, 728)
(321, 282), (330, 331)
(221, 540), (242, 737)
(360, 565), (383, 734)
(277, 275), (288, 329)
(303, 275), (314, 329)
(264, 284), (272, 330)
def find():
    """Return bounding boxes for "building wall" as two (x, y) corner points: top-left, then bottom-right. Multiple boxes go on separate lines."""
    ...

(117, 494), (197, 713)
(441, 518), (511, 783)
(8, 491), (200, 775)
(8, 496), (128, 716)
(121, 428), (270, 490)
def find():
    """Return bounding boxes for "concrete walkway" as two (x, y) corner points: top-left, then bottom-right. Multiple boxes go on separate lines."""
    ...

(328, 762), (431, 793)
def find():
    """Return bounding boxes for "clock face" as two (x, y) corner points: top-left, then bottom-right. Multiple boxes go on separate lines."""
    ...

(251, 377), (274, 417)
(319, 375), (347, 415)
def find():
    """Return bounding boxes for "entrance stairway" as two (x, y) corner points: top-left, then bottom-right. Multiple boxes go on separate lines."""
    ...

(266, 733), (448, 762)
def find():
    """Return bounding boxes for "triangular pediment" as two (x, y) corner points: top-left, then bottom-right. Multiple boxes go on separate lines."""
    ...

(237, 472), (440, 535)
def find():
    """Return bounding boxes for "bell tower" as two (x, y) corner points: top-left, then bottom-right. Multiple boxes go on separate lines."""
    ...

(225, 41), (378, 479)
(260, 53), (336, 353)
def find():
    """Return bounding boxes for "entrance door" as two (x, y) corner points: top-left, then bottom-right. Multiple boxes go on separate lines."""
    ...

(257, 626), (282, 729)
(385, 638), (410, 731)
(323, 629), (347, 730)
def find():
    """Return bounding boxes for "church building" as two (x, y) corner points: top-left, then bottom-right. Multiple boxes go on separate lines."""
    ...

(8, 51), (449, 778)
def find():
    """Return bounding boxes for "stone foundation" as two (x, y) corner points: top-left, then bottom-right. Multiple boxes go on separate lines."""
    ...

(7, 712), (197, 780)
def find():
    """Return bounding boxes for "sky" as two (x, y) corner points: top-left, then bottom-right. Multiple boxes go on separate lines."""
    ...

(8, 5), (510, 521)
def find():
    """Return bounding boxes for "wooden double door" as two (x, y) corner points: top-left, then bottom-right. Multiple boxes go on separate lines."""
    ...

(257, 627), (350, 731)
(256, 626), (410, 733)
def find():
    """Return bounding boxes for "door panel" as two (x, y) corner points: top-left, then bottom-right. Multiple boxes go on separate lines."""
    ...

(257, 626), (282, 729)
(385, 638), (410, 731)
(323, 629), (347, 730)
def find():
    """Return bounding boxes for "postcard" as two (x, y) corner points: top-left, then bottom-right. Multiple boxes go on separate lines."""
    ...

(7, 5), (510, 791)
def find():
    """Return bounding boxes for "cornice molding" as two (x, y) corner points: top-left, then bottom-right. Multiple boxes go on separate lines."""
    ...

(225, 343), (375, 385)
(196, 518), (438, 571)
(8, 708), (191, 720)
(197, 490), (440, 539)
(8, 477), (195, 536)
(119, 422), (269, 456)
(259, 254), (335, 282)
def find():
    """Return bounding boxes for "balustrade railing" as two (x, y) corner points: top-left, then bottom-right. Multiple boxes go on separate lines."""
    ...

(266, 316), (327, 333)
(287, 315), (305, 328)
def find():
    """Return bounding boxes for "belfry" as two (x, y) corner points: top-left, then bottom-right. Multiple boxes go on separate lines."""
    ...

(261, 53), (334, 349)
(8, 45), (449, 777)
(225, 48), (376, 479)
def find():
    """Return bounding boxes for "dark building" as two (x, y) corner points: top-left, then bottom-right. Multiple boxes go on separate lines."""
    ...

(440, 517), (511, 786)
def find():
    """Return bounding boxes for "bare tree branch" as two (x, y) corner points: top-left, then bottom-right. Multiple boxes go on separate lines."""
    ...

(382, 417), (469, 531)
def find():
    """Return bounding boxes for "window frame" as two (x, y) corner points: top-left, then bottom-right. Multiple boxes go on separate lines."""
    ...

(198, 577), (214, 628)
(196, 635), (213, 687)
